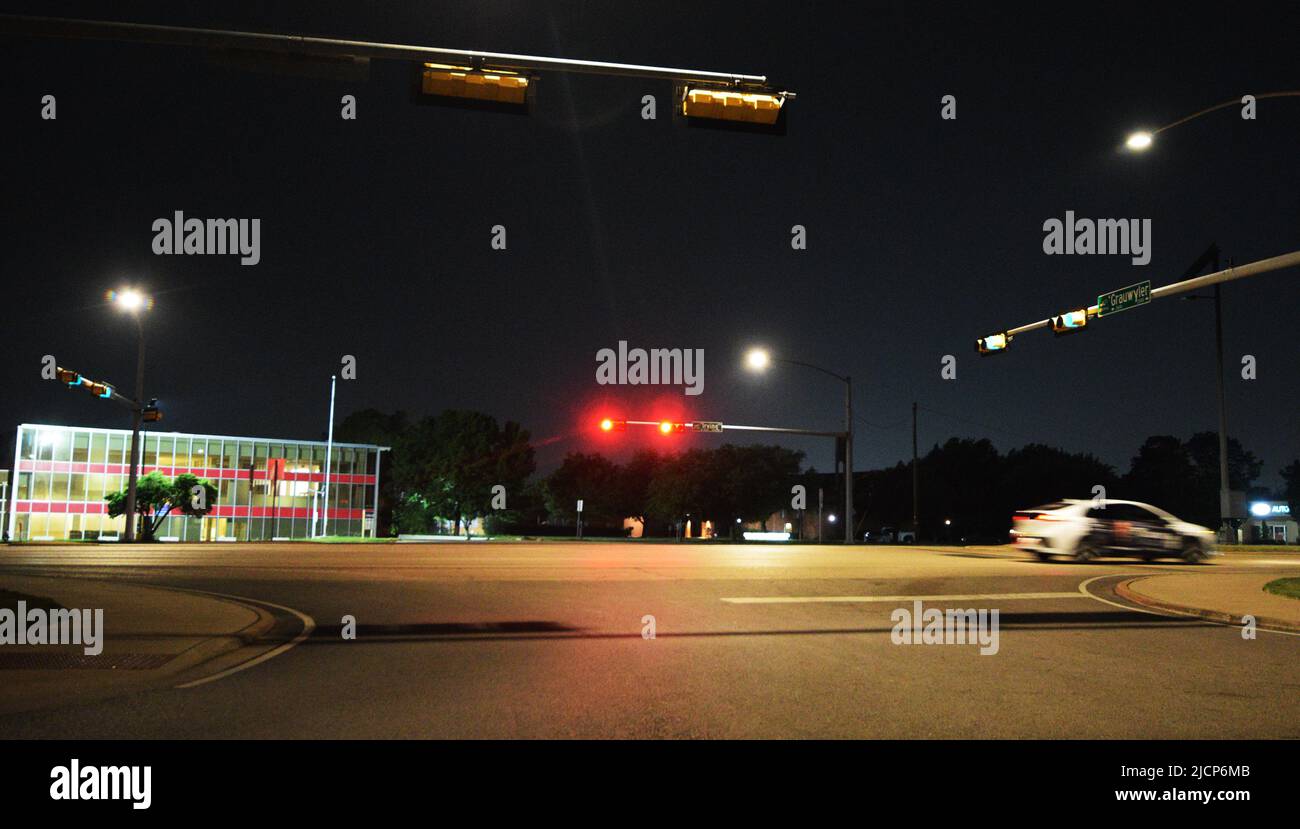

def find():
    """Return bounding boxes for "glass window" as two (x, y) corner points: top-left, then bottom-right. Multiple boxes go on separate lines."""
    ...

(108, 434), (125, 465)
(52, 432), (71, 462)
(50, 473), (70, 500)
(87, 473), (106, 502)
(72, 432), (90, 463)
(16, 472), (31, 499)
(20, 428), (35, 459)
(142, 434), (158, 466)
(220, 441), (234, 469)
(32, 473), (50, 500)
(69, 473), (87, 502)
(237, 442), (252, 470)
(156, 437), (174, 467)
(90, 432), (107, 464)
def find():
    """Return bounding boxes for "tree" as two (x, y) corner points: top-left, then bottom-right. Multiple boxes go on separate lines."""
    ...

(105, 471), (218, 542)
(544, 452), (623, 527)
(392, 410), (535, 536)
(1281, 459), (1300, 514)
(336, 409), (408, 536)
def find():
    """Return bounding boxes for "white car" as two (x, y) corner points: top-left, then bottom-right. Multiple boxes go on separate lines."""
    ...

(1010, 499), (1216, 563)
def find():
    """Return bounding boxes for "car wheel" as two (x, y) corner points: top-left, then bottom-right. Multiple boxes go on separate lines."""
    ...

(1073, 535), (1101, 563)
(1180, 539), (1207, 563)
(1033, 551), (1053, 561)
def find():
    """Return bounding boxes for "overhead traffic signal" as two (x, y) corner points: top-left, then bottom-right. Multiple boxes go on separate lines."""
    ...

(142, 399), (163, 422)
(975, 332), (1011, 355)
(599, 418), (626, 432)
(659, 420), (686, 434)
(55, 367), (80, 385)
(678, 84), (788, 127)
(1050, 308), (1089, 335)
(416, 62), (535, 112)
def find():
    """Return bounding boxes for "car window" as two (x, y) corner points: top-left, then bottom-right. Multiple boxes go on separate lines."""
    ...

(1107, 504), (1160, 522)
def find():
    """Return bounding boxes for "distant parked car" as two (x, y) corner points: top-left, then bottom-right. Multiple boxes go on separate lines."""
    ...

(864, 526), (916, 544)
(1010, 499), (1215, 562)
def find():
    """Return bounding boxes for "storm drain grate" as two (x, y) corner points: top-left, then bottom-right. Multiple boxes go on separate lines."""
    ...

(0, 652), (175, 670)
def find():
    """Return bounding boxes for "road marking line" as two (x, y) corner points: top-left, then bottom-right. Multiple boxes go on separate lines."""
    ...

(174, 590), (316, 689)
(721, 592), (1087, 604)
(1076, 575), (1300, 638)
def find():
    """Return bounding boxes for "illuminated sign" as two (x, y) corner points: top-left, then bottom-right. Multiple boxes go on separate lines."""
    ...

(1249, 502), (1291, 517)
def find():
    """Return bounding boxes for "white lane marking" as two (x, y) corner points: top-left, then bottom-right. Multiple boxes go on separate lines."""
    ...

(173, 589), (317, 689)
(1076, 574), (1300, 638)
(721, 592), (1087, 604)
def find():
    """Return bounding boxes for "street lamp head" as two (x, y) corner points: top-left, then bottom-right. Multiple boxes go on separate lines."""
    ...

(827, 513), (837, 523)
(109, 288), (152, 313)
(1125, 130), (1154, 151)
(745, 347), (771, 372)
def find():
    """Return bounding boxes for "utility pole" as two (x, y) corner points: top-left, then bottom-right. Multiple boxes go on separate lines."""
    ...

(1178, 244), (1233, 543)
(912, 402), (919, 539)
(844, 376), (854, 545)
(1213, 279), (1231, 541)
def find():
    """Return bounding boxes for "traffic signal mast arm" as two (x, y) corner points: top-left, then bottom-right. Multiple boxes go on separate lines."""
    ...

(56, 366), (148, 412)
(990, 248), (1300, 343)
(0, 14), (783, 89)
(623, 420), (845, 438)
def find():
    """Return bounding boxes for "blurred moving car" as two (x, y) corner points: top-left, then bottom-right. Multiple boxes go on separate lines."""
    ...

(864, 526), (916, 544)
(1010, 499), (1216, 562)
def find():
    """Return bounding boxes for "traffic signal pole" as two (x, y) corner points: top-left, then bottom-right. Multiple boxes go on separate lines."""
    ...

(122, 316), (145, 542)
(994, 248), (1300, 339)
(620, 417), (851, 542)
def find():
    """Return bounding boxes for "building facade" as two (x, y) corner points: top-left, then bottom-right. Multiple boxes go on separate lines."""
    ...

(8, 424), (386, 542)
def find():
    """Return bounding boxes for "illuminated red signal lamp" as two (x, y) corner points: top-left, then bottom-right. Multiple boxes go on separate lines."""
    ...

(599, 418), (626, 432)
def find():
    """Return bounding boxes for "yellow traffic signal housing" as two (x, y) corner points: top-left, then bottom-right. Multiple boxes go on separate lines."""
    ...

(1050, 309), (1089, 335)
(143, 407), (163, 423)
(55, 367), (80, 385)
(680, 85), (786, 125)
(85, 381), (113, 398)
(416, 63), (534, 111)
(975, 332), (1011, 355)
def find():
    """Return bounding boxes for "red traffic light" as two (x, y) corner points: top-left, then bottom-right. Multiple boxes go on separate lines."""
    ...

(599, 418), (626, 432)
(659, 421), (686, 434)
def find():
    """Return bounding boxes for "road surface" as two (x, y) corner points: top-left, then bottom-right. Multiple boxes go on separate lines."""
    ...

(1, 542), (1297, 738)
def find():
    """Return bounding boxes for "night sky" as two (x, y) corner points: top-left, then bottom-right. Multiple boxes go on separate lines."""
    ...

(3, 2), (1298, 488)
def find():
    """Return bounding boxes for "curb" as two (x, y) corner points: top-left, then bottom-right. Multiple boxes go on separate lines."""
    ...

(1116, 576), (1300, 634)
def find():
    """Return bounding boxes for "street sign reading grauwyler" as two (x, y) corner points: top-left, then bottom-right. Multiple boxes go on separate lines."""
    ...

(1097, 280), (1152, 317)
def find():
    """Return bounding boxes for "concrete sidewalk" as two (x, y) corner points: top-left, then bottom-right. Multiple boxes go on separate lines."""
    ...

(0, 575), (278, 715)
(1118, 572), (1300, 633)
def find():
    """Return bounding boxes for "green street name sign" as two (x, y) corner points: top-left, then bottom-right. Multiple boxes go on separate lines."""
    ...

(692, 421), (724, 433)
(1097, 280), (1151, 317)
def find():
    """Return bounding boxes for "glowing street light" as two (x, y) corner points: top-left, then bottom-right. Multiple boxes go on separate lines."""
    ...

(1125, 131), (1154, 151)
(745, 347), (770, 371)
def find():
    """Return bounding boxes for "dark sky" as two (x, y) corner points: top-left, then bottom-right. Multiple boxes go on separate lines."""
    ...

(2, 1), (1298, 488)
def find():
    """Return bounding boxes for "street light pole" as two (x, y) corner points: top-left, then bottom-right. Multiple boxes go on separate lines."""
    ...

(744, 350), (854, 545)
(321, 374), (337, 538)
(120, 304), (147, 542)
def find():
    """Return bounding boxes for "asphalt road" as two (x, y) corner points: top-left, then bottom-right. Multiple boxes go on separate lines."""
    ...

(1, 542), (1297, 738)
